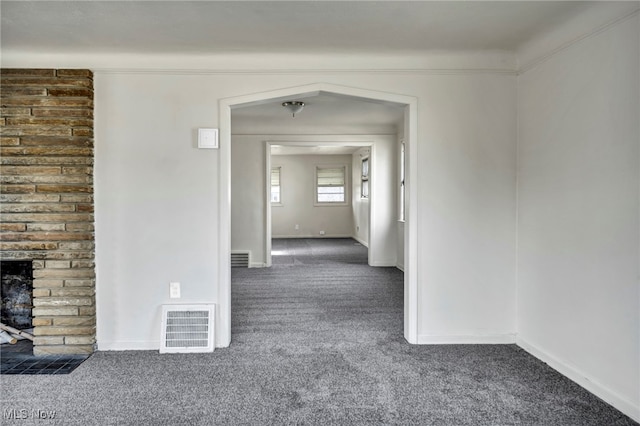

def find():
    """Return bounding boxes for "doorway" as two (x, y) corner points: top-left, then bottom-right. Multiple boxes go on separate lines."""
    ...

(265, 141), (374, 268)
(218, 83), (418, 347)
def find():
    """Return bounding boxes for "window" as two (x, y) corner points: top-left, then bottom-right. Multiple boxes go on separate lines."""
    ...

(399, 142), (406, 221)
(316, 166), (347, 204)
(271, 167), (281, 204)
(361, 157), (369, 198)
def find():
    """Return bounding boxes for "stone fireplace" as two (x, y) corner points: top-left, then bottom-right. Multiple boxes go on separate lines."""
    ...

(1, 69), (95, 355)
(1, 260), (33, 330)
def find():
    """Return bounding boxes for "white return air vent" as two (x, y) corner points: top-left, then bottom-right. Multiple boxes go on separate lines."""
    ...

(160, 304), (215, 353)
(231, 251), (250, 268)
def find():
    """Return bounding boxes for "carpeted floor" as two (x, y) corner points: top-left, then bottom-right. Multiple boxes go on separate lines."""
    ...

(0, 238), (636, 425)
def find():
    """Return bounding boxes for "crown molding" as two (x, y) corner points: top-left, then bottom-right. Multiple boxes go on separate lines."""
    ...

(518, 6), (640, 75)
(90, 68), (517, 76)
(1, 50), (518, 76)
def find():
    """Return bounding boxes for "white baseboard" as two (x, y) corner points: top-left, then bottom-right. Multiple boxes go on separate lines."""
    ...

(273, 234), (353, 239)
(396, 263), (405, 272)
(417, 333), (517, 345)
(249, 262), (266, 268)
(517, 336), (640, 423)
(352, 235), (369, 247)
(98, 340), (228, 350)
(97, 340), (158, 351)
(369, 260), (397, 267)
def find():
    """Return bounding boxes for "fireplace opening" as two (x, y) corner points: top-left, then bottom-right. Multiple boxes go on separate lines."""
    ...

(1, 260), (34, 353)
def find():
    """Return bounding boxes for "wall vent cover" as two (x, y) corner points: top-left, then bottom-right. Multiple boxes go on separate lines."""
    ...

(160, 304), (215, 353)
(231, 251), (250, 268)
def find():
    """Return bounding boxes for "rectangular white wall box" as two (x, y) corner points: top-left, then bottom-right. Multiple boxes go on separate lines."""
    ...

(198, 128), (218, 149)
(169, 282), (181, 298)
(160, 304), (215, 353)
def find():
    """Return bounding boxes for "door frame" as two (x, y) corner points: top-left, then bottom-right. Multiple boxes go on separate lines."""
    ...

(218, 83), (418, 347)
(265, 140), (375, 267)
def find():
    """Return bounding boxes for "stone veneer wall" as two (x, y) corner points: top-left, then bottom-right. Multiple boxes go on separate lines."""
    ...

(0, 69), (95, 355)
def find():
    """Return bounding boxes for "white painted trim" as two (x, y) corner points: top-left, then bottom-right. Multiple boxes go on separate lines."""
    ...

(249, 262), (267, 268)
(217, 96), (232, 348)
(268, 140), (375, 146)
(98, 337), (232, 351)
(265, 143), (273, 268)
(91, 68), (517, 76)
(369, 260), (397, 267)
(395, 263), (405, 272)
(404, 103), (419, 344)
(367, 142), (376, 268)
(352, 235), (369, 248)
(517, 337), (640, 423)
(97, 340), (159, 351)
(273, 234), (354, 239)
(518, 6), (640, 74)
(418, 334), (517, 345)
(220, 82), (418, 348)
(4, 51), (517, 75)
(314, 163), (350, 207)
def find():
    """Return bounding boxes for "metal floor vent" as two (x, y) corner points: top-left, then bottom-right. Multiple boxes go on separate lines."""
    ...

(231, 251), (250, 268)
(160, 304), (215, 353)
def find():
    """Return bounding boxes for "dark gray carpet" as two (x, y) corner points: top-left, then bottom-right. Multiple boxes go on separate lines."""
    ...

(0, 238), (636, 425)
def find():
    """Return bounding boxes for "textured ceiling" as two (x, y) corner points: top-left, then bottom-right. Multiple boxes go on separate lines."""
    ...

(232, 92), (405, 135)
(2, 1), (593, 55)
(1, 1), (628, 139)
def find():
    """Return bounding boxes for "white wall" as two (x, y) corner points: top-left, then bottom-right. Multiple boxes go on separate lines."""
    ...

(271, 154), (354, 238)
(91, 68), (516, 350)
(230, 135), (267, 267)
(416, 74), (518, 343)
(517, 13), (640, 421)
(367, 135), (399, 267)
(94, 74), (220, 349)
(396, 130), (406, 271)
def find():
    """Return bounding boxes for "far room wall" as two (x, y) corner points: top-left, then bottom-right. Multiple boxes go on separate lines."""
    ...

(231, 134), (398, 267)
(271, 154), (354, 239)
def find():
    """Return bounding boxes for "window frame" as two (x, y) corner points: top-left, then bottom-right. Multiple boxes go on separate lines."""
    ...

(361, 157), (370, 199)
(270, 166), (283, 206)
(399, 141), (406, 222)
(315, 164), (349, 206)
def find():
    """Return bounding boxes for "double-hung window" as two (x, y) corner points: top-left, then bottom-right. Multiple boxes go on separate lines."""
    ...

(271, 167), (282, 204)
(399, 142), (405, 221)
(316, 166), (347, 204)
(361, 157), (369, 198)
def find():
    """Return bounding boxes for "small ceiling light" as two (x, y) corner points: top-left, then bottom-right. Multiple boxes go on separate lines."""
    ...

(282, 101), (305, 118)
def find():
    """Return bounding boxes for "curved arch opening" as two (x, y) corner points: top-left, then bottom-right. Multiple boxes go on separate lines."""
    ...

(218, 83), (418, 347)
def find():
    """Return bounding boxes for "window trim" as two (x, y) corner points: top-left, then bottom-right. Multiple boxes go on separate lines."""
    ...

(315, 164), (349, 206)
(361, 157), (370, 199)
(399, 141), (406, 222)
(270, 166), (283, 206)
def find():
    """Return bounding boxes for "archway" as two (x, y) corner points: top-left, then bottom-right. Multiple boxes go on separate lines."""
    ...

(217, 83), (418, 347)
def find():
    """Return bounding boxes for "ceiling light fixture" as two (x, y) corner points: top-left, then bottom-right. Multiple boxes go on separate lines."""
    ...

(282, 101), (305, 118)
